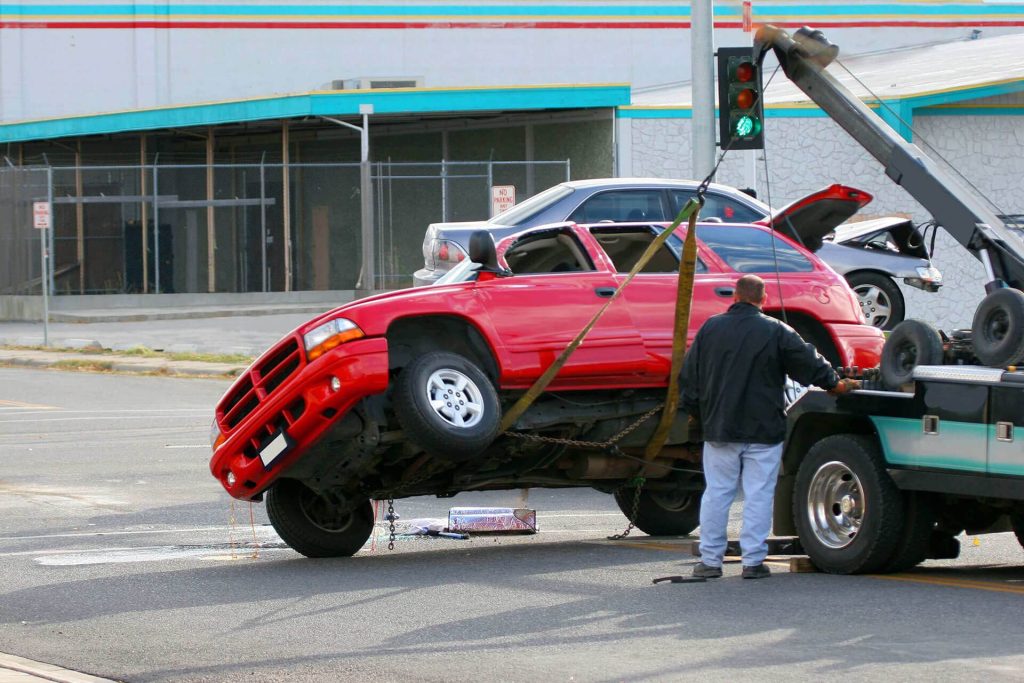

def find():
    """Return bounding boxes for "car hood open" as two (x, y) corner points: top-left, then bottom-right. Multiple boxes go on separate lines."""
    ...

(755, 184), (873, 251)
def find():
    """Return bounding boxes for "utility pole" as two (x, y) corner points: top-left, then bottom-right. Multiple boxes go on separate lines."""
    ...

(690, 0), (716, 180)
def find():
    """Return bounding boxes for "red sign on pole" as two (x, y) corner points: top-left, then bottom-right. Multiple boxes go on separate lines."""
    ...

(742, 1), (753, 33)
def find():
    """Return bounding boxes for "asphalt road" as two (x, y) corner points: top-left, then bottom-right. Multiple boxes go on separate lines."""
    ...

(1, 367), (1023, 682)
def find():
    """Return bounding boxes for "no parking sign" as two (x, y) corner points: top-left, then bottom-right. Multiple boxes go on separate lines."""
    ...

(33, 201), (51, 229)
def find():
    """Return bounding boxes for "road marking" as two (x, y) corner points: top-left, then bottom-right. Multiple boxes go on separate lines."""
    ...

(537, 512), (624, 518)
(0, 525), (238, 542)
(0, 399), (58, 410)
(0, 415), (207, 424)
(872, 573), (1024, 596)
(164, 445), (210, 449)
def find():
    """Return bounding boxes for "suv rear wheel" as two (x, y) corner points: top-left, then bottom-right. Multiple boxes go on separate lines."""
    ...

(266, 479), (374, 558)
(613, 484), (701, 536)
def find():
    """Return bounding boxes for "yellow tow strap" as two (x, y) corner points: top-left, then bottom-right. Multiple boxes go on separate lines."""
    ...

(498, 198), (703, 436)
(643, 204), (700, 461)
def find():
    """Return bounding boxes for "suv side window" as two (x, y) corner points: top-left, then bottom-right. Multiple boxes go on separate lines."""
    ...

(568, 190), (667, 223)
(672, 190), (762, 223)
(697, 225), (814, 273)
(505, 229), (596, 274)
(590, 226), (706, 273)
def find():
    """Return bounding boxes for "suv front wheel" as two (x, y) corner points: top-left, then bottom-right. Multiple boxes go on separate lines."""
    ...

(266, 479), (374, 558)
(394, 351), (500, 460)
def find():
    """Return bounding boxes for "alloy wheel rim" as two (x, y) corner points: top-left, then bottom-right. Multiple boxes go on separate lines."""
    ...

(806, 461), (864, 549)
(425, 368), (485, 428)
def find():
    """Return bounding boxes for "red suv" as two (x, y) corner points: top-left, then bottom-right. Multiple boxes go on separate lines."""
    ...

(210, 219), (884, 557)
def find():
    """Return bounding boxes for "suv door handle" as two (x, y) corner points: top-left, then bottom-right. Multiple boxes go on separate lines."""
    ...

(595, 287), (616, 298)
(715, 287), (735, 297)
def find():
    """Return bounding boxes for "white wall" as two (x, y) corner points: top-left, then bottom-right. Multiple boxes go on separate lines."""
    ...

(627, 114), (1024, 332)
(3, 4), (1023, 122)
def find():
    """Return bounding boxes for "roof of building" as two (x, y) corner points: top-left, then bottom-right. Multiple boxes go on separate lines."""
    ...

(0, 84), (630, 144)
(630, 31), (1024, 108)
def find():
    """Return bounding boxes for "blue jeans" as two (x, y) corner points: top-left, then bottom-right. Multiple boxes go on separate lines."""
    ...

(698, 441), (784, 567)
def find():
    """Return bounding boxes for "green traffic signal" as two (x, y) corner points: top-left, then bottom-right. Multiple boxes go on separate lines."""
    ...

(735, 115), (755, 137)
(716, 47), (765, 150)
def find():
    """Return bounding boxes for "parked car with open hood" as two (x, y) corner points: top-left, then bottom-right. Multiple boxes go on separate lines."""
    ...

(415, 178), (942, 330)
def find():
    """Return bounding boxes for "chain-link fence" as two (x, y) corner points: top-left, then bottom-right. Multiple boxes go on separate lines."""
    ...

(0, 160), (569, 296)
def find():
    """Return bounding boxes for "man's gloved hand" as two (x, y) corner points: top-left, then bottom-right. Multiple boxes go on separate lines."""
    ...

(828, 378), (861, 395)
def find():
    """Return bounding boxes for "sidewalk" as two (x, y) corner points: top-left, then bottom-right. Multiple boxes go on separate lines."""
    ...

(0, 653), (116, 683)
(0, 312), (314, 358)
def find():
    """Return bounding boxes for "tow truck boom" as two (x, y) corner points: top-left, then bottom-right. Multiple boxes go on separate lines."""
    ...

(755, 26), (1024, 293)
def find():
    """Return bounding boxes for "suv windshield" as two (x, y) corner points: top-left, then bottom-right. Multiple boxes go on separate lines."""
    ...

(487, 184), (573, 225)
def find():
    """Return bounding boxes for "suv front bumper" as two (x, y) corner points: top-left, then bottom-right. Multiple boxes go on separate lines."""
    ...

(209, 336), (390, 500)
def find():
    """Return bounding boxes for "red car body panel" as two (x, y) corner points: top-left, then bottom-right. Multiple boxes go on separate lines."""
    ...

(210, 220), (884, 500)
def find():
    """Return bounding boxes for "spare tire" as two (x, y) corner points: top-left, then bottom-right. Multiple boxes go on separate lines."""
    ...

(971, 288), (1024, 367)
(880, 319), (944, 390)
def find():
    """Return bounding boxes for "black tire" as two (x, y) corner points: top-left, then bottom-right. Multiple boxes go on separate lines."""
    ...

(393, 351), (500, 460)
(614, 484), (701, 536)
(971, 288), (1024, 367)
(266, 479), (374, 558)
(847, 271), (906, 331)
(880, 319), (944, 390)
(1012, 515), (1024, 550)
(882, 492), (937, 572)
(793, 434), (906, 574)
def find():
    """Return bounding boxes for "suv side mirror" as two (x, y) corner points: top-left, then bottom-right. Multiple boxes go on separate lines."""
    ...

(469, 231), (502, 273)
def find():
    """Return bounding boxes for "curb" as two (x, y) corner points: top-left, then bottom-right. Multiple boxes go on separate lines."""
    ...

(0, 353), (245, 378)
(0, 653), (117, 683)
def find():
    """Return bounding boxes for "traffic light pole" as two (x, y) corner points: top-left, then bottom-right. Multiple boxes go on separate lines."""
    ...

(690, 0), (716, 180)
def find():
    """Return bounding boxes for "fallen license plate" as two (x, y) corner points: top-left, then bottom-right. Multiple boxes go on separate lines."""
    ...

(448, 507), (538, 534)
(259, 432), (292, 468)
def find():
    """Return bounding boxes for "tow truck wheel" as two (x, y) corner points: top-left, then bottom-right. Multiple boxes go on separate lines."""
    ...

(394, 351), (500, 460)
(882, 492), (937, 572)
(880, 320), (943, 390)
(794, 434), (905, 574)
(266, 479), (374, 558)
(971, 288), (1024, 367)
(1012, 515), (1024, 550)
(613, 484), (701, 536)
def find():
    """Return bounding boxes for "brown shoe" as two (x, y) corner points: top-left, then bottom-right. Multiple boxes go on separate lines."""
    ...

(742, 563), (771, 579)
(692, 562), (723, 579)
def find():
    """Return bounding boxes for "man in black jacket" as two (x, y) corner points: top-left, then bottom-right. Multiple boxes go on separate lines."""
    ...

(682, 274), (859, 579)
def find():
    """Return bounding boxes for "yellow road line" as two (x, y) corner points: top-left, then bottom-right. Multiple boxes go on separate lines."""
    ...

(871, 573), (1024, 596)
(604, 540), (687, 552)
(0, 399), (57, 409)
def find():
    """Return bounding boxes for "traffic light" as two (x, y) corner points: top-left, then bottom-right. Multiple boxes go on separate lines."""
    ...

(716, 47), (764, 150)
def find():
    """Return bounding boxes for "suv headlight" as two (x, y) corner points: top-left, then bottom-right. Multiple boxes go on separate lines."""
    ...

(304, 318), (365, 360)
(210, 418), (225, 451)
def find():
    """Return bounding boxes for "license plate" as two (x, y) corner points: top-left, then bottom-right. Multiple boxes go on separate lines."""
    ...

(259, 432), (290, 468)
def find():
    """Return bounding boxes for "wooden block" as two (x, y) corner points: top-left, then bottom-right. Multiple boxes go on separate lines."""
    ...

(788, 556), (819, 573)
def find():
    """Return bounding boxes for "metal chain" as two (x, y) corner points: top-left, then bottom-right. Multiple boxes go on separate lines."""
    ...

(387, 498), (396, 551)
(504, 403), (664, 450)
(379, 468), (436, 552)
(608, 476), (646, 540)
(504, 406), (661, 541)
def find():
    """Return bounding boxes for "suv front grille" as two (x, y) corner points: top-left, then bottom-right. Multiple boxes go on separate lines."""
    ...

(220, 336), (303, 430)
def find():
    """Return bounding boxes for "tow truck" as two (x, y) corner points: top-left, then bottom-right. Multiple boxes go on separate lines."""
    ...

(754, 26), (1024, 573)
